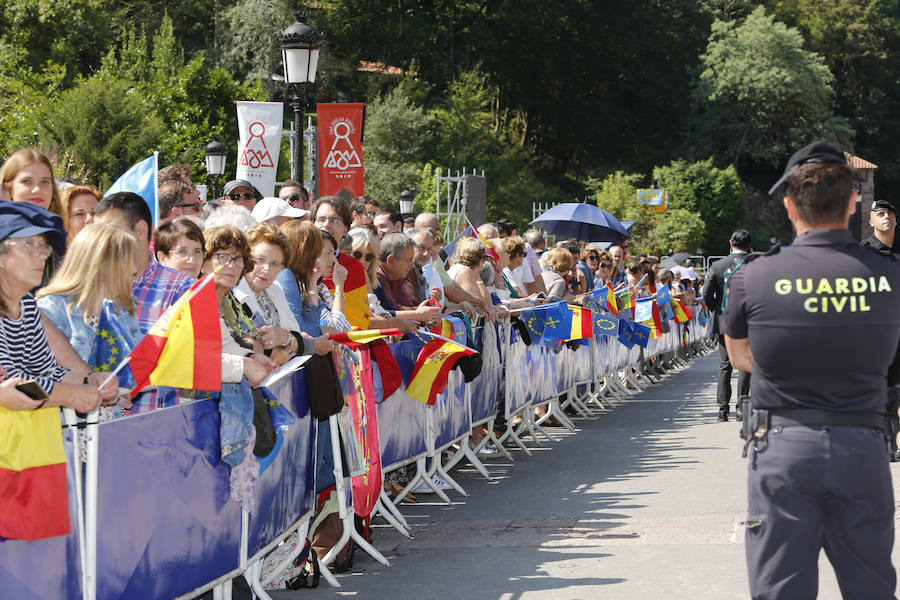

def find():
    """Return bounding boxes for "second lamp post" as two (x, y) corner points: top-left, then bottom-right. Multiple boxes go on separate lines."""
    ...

(278, 12), (323, 186)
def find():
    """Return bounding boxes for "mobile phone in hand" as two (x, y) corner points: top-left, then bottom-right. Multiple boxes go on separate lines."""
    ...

(16, 381), (49, 401)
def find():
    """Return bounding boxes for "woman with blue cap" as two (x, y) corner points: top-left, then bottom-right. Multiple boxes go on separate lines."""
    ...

(0, 201), (116, 412)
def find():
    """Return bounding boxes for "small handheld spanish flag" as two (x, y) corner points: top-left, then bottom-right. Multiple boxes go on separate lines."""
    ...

(129, 273), (222, 397)
(405, 330), (476, 405)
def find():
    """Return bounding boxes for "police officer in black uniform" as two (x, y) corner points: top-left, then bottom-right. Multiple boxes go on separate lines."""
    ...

(861, 199), (900, 461)
(723, 141), (900, 599)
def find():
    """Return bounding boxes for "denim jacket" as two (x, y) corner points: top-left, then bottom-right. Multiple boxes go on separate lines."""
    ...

(37, 294), (141, 362)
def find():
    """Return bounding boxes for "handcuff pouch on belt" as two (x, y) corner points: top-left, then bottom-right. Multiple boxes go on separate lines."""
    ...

(742, 408), (769, 458)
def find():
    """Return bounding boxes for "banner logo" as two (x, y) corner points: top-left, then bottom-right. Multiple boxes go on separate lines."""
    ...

(317, 103), (365, 197)
(239, 122), (276, 169)
(235, 101), (283, 197)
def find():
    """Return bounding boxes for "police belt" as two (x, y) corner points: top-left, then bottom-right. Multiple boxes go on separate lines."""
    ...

(768, 408), (886, 432)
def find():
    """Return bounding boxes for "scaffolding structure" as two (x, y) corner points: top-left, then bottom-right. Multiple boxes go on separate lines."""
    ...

(436, 167), (485, 241)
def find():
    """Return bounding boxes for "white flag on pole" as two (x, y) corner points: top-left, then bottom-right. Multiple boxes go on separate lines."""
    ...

(235, 101), (283, 197)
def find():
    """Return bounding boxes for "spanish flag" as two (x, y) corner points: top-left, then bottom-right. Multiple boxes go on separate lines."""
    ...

(634, 298), (663, 339)
(0, 407), (70, 540)
(672, 299), (693, 323)
(568, 305), (594, 340)
(129, 273), (222, 397)
(431, 318), (454, 339)
(324, 253), (371, 330)
(405, 331), (476, 405)
(329, 328), (402, 348)
(329, 329), (403, 398)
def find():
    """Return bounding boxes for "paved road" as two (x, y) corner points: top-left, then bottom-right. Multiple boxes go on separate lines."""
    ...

(274, 354), (900, 599)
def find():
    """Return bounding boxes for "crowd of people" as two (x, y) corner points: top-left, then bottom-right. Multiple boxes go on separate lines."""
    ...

(0, 148), (712, 502)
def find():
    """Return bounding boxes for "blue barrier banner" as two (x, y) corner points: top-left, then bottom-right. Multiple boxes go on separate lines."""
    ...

(469, 323), (503, 424)
(96, 400), (242, 600)
(247, 372), (316, 558)
(0, 429), (82, 600)
(377, 342), (429, 468)
(432, 367), (470, 450)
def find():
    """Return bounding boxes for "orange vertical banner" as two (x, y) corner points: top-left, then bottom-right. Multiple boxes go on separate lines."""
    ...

(317, 103), (365, 198)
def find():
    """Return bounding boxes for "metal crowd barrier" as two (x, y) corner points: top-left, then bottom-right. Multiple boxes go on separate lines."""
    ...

(0, 310), (712, 600)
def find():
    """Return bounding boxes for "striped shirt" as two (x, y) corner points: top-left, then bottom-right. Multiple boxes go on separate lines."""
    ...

(0, 294), (68, 393)
(131, 258), (194, 334)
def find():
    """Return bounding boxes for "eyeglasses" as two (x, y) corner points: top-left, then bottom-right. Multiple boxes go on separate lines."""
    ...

(586, 255), (599, 262)
(251, 257), (284, 270)
(6, 239), (52, 256)
(315, 216), (344, 226)
(413, 242), (432, 252)
(364, 211), (377, 218)
(174, 202), (203, 213)
(171, 248), (204, 261)
(285, 193), (303, 203)
(212, 252), (245, 267)
(352, 250), (376, 262)
(229, 192), (255, 201)
(600, 262), (611, 270)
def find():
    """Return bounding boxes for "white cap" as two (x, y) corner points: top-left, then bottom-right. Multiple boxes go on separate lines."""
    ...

(251, 197), (307, 223)
(683, 267), (699, 281)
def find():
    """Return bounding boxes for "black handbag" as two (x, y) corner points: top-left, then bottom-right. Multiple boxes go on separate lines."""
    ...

(251, 387), (277, 457)
(304, 352), (345, 420)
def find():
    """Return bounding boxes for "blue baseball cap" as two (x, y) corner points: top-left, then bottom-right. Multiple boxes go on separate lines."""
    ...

(0, 201), (66, 254)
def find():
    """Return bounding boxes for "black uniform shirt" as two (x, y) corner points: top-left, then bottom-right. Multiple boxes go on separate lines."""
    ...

(861, 234), (900, 259)
(723, 229), (900, 413)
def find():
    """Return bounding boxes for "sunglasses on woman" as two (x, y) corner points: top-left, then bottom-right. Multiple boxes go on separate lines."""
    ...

(352, 250), (375, 262)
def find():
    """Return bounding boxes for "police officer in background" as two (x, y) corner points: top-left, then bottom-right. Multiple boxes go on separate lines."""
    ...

(702, 229), (753, 422)
(723, 141), (900, 599)
(861, 199), (900, 461)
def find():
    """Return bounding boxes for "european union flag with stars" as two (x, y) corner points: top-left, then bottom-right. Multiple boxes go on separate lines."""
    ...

(88, 300), (136, 389)
(593, 312), (619, 337)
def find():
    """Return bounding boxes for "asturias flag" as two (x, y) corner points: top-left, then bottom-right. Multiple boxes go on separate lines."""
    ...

(540, 302), (574, 342)
(104, 153), (159, 224)
(0, 407), (70, 540)
(630, 321), (652, 348)
(656, 283), (675, 322)
(89, 299), (137, 389)
(405, 330), (476, 405)
(128, 273), (222, 397)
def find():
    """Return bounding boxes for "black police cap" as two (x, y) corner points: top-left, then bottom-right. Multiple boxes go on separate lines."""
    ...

(768, 141), (847, 196)
(871, 199), (895, 214)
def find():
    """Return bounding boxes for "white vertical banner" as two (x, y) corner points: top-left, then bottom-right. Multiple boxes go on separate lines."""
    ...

(235, 101), (283, 197)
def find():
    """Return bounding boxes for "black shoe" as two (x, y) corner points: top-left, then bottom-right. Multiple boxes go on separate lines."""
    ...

(717, 412), (729, 422)
(736, 411), (743, 422)
(891, 450), (900, 463)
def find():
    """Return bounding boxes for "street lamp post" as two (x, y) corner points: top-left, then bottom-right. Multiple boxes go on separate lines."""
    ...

(399, 189), (415, 216)
(204, 137), (227, 201)
(278, 12), (323, 186)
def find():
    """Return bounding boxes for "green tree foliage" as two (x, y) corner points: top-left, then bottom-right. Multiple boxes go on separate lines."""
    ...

(220, 0), (292, 88)
(38, 75), (167, 188)
(771, 0), (900, 191)
(686, 6), (853, 168)
(363, 84), (435, 208)
(591, 169), (707, 256)
(654, 158), (746, 253)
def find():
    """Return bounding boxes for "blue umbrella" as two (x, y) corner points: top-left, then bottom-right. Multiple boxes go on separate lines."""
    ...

(530, 202), (630, 243)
